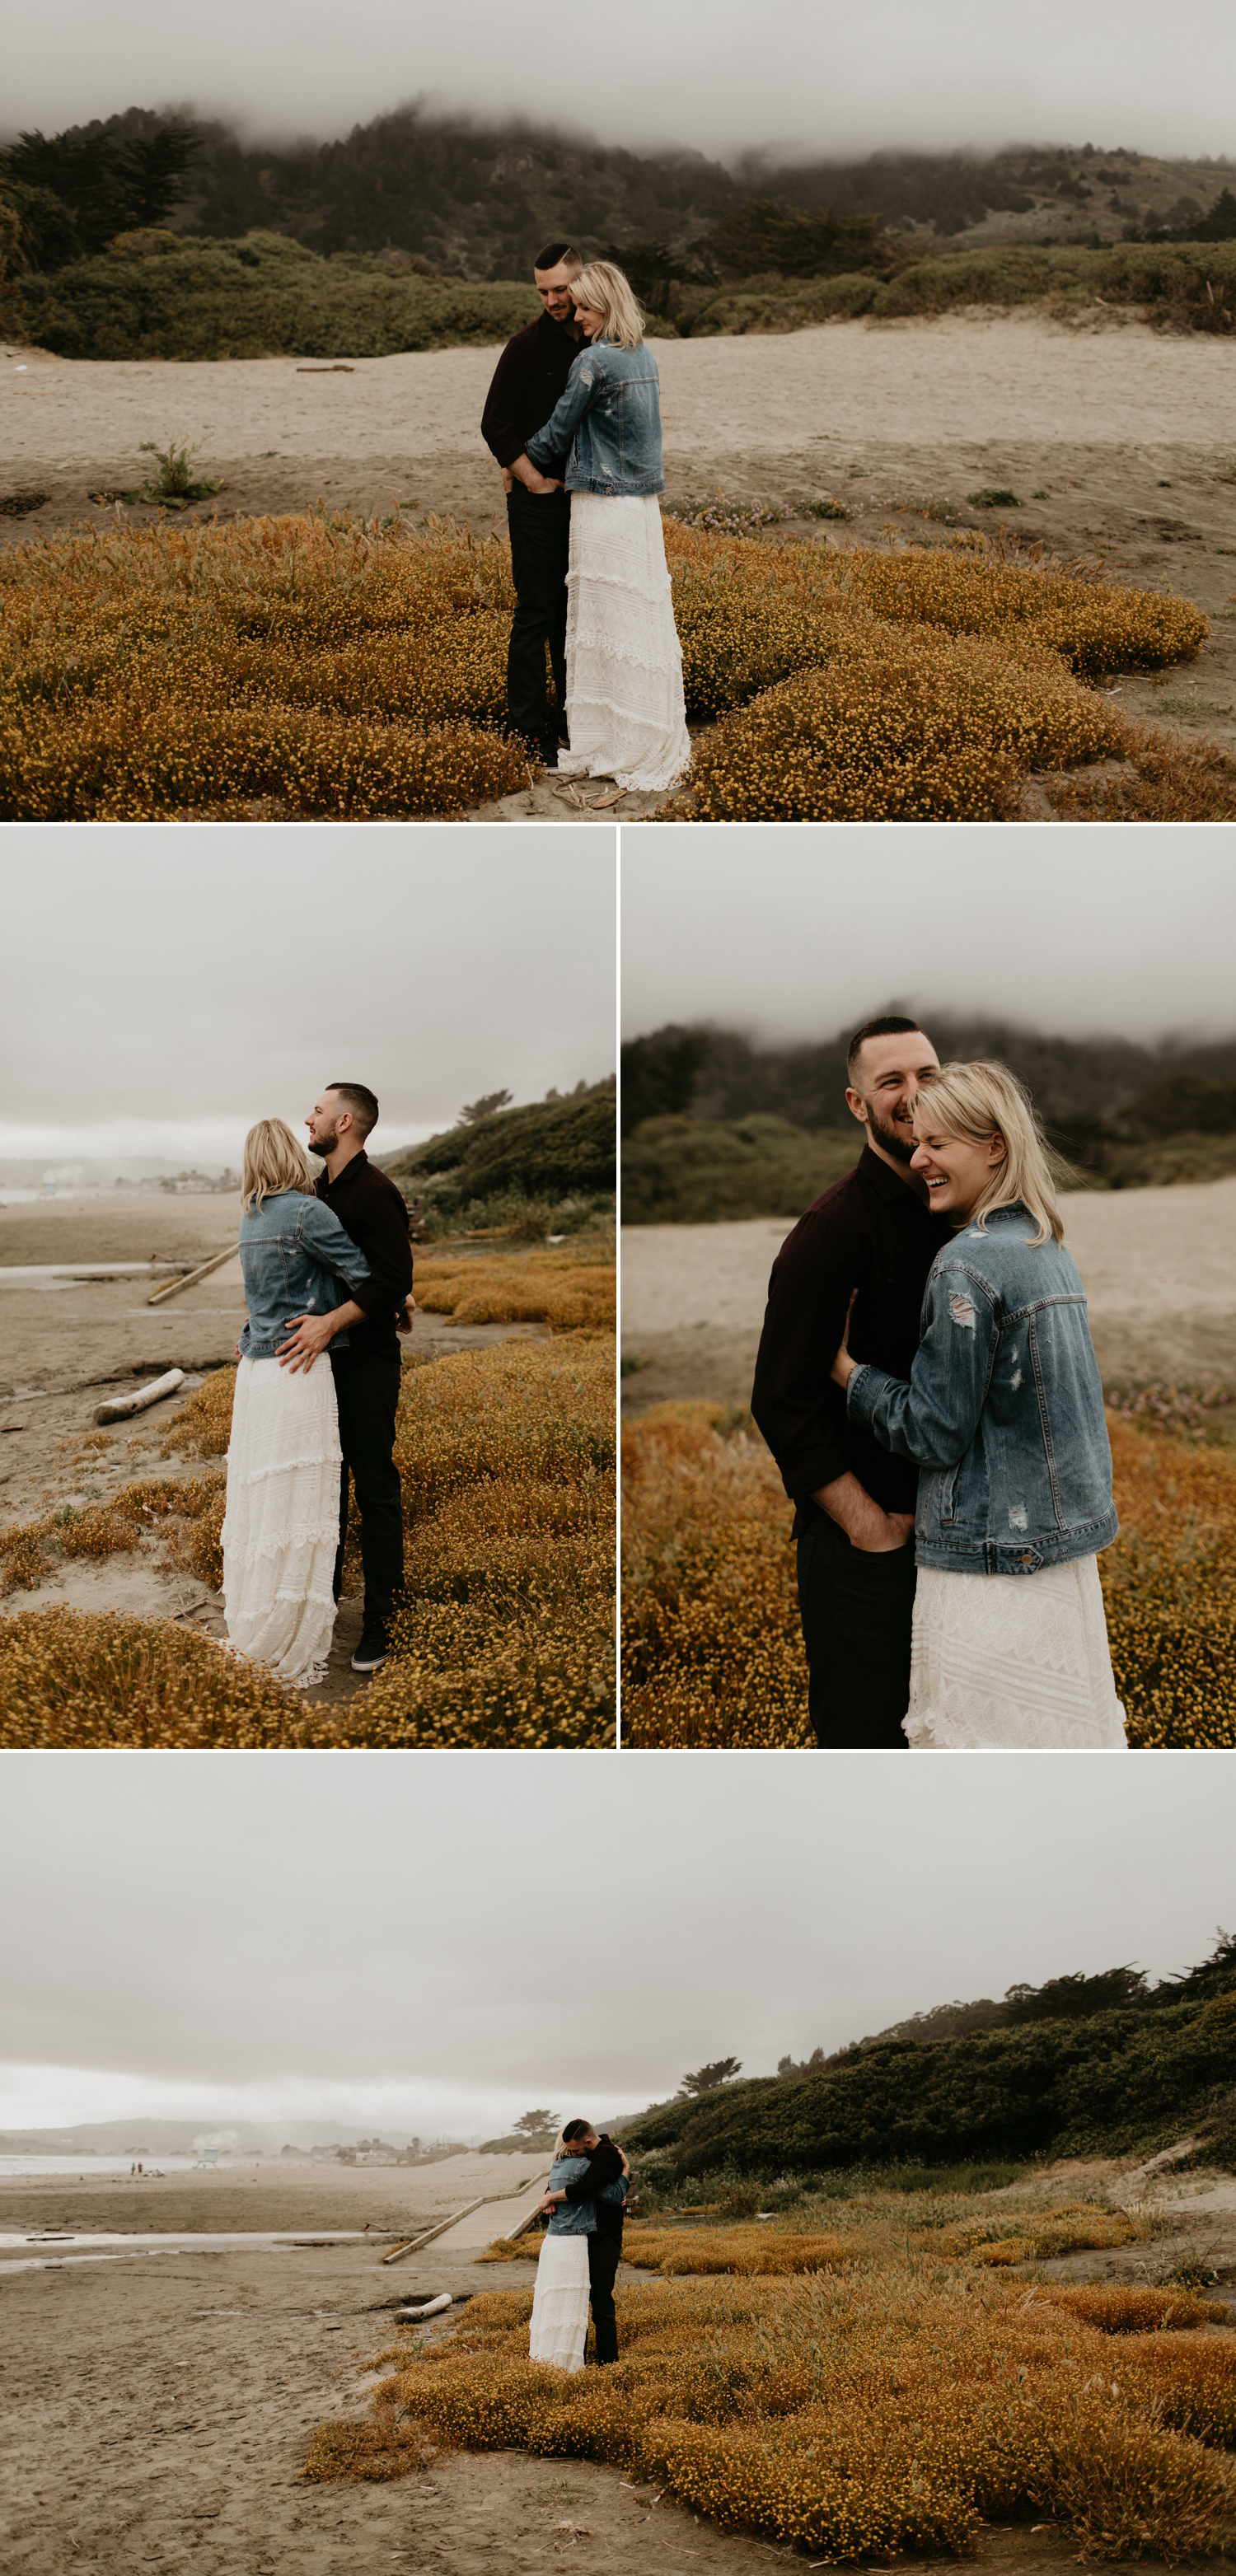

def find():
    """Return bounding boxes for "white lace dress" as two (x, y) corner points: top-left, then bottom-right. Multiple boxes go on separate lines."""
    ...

(221, 1357), (341, 1687)
(528, 2232), (590, 2370)
(905, 1554), (1128, 1750)
(558, 493), (691, 792)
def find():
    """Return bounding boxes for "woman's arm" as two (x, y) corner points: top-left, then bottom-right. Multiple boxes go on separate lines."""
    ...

(838, 1263), (998, 1469)
(526, 355), (603, 470)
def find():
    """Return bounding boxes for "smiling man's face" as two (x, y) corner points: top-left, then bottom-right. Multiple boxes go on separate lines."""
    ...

(845, 1031), (940, 1168)
(534, 260), (580, 322)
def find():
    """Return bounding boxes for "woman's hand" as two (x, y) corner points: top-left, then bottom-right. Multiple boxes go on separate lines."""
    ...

(830, 1288), (859, 1390)
(618, 2148), (631, 2176)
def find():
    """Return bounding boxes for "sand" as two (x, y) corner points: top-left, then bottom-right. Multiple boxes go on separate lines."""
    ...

(0, 1192), (550, 1698)
(620, 1176), (1236, 1411)
(3, 2153), (1227, 2576)
(4, 312), (1235, 778)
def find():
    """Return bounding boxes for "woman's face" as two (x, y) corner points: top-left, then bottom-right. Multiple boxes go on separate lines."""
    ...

(911, 1120), (1006, 1219)
(576, 305), (605, 339)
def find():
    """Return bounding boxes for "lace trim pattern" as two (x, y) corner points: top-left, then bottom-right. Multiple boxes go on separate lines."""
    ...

(905, 1554), (1129, 1750)
(529, 2236), (590, 2372)
(559, 493), (691, 792)
(222, 1358), (341, 1686)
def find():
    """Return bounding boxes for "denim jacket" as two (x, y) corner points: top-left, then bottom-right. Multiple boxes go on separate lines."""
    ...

(525, 339), (665, 495)
(545, 2155), (629, 2237)
(237, 1189), (372, 1358)
(845, 1203), (1118, 1577)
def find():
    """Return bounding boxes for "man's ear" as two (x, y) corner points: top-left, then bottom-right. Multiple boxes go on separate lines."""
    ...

(844, 1086), (868, 1129)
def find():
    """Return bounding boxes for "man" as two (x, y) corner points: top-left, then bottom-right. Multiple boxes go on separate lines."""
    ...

(277, 1083), (414, 1676)
(538, 2123), (628, 2365)
(480, 241), (585, 769)
(751, 1019), (952, 1751)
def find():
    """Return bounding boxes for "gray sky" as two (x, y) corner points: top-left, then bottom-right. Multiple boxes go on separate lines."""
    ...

(2, 1750), (1233, 2139)
(5, 0), (1234, 163)
(1, 826), (616, 1168)
(621, 826), (1236, 1050)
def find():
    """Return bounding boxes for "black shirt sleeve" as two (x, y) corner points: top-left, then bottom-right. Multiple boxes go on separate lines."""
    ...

(751, 1197), (871, 1505)
(560, 2139), (624, 2206)
(344, 1178), (413, 1324)
(481, 332), (531, 469)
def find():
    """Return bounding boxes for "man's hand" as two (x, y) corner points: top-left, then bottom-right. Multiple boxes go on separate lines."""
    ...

(509, 452), (564, 494)
(277, 1312), (338, 1374)
(501, 467), (514, 493)
(812, 1470), (915, 1553)
(396, 1295), (416, 1339)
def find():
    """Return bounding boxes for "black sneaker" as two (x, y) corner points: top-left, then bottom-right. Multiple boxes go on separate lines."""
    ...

(351, 1623), (389, 1673)
(538, 736), (559, 770)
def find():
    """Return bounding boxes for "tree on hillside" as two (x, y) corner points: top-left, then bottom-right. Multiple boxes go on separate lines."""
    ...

(512, 2108), (559, 2137)
(461, 1088), (513, 1125)
(0, 122), (200, 263)
(1003, 1966), (1150, 2022)
(678, 2058), (742, 2097)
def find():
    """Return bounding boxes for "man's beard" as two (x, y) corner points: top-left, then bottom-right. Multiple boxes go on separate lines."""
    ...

(865, 1101), (917, 1165)
(312, 1125), (339, 1156)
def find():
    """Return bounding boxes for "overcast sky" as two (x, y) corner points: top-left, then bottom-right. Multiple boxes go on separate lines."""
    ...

(2, 1750), (1233, 2139)
(1, 826), (616, 1169)
(621, 826), (1236, 1050)
(4, 0), (1234, 164)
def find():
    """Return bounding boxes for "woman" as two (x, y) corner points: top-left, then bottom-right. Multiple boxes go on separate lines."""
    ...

(524, 260), (691, 795)
(830, 1062), (1127, 1751)
(222, 1118), (372, 1688)
(528, 2121), (629, 2371)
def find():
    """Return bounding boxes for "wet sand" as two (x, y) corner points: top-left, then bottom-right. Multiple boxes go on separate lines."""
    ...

(4, 312), (1235, 775)
(620, 1178), (1236, 1411)
(4, 2153), (1229, 2576)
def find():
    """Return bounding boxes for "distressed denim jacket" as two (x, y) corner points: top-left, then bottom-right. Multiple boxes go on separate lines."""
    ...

(237, 1189), (372, 1359)
(525, 339), (666, 494)
(845, 1203), (1118, 1577)
(545, 2156), (630, 2237)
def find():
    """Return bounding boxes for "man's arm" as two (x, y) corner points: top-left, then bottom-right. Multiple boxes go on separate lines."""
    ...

(751, 1203), (911, 1551)
(539, 2139), (624, 2214)
(336, 1184), (413, 1328)
(277, 1297), (365, 1373)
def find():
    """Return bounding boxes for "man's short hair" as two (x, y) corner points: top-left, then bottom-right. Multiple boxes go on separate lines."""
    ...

(560, 2118), (594, 2144)
(534, 241), (583, 276)
(846, 1017), (929, 1077)
(326, 1081), (379, 1139)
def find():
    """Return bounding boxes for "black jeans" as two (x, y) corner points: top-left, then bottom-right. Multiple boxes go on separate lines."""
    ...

(588, 2232), (620, 2364)
(795, 1510), (917, 1750)
(330, 1349), (404, 1625)
(506, 484), (570, 749)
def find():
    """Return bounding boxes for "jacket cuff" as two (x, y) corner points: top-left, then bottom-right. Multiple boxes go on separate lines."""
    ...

(845, 1363), (890, 1428)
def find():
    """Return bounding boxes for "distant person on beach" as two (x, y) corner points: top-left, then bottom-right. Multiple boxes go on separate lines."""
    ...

(481, 242), (586, 770)
(275, 1086), (414, 1677)
(752, 1020), (950, 1750)
(529, 2121), (630, 2369)
(828, 1060), (1127, 1751)
(224, 1117), (373, 1686)
(523, 260), (691, 794)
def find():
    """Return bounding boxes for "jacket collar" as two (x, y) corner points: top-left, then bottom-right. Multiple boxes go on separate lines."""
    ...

(324, 1148), (368, 1191)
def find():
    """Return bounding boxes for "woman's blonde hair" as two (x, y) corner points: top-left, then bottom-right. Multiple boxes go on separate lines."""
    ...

(911, 1060), (1065, 1247)
(241, 1117), (318, 1213)
(570, 259), (645, 350)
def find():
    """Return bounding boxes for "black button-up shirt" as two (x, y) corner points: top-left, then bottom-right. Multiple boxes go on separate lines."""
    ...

(481, 309), (586, 470)
(559, 2136), (626, 2244)
(751, 1144), (952, 1526)
(315, 1151), (413, 1362)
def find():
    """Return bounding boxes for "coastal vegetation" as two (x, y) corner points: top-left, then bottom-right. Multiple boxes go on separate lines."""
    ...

(1, 512), (1224, 823)
(620, 1399), (1236, 1751)
(0, 1247), (616, 1746)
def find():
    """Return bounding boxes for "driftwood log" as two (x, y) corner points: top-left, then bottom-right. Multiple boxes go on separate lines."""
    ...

(147, 1244), (240, 1307)
(96, 1368), (185, 1425)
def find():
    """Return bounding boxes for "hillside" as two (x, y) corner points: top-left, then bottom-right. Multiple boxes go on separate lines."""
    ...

(378, 1082), (616, 1221)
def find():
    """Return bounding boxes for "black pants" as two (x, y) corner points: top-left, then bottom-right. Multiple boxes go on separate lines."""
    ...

(588, 2231), (620, 2364)
(506, 484), (570, 749)
(795, 1510), (916, 1750)
(330, 1349), (404, 1624)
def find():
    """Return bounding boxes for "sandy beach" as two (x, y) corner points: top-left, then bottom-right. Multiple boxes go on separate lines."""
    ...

(4, 312), (1235, 770)
(4, 2150), (1229, 2576)
(0, 1192), (550, 1694)
(620, 1177), (1236, 1410)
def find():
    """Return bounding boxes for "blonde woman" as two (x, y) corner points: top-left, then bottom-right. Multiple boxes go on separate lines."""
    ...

(830, 1063), (1127, 1751)
(529, 2120), (629, 2370)
(222, 1120), (372, 1687)
(523, 259), (691, 794)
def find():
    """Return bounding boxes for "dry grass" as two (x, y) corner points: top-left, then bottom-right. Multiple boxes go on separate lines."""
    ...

(305, 2191), (1236, 2560)
(620, 1401), (1236, 1750)
(0, 512), (1220, 821)
(0, 1330), (615, 1746)
(414, 1247), (615, 1335)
